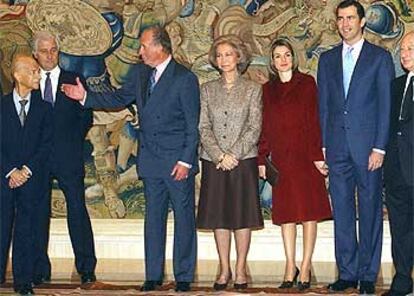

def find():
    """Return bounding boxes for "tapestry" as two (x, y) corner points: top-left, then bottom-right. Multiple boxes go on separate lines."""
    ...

(0, 0), (412, 219)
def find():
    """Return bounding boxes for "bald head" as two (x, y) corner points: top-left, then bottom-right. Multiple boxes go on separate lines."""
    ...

(11, 55), (41, 94)
(400, 31), (414, 72)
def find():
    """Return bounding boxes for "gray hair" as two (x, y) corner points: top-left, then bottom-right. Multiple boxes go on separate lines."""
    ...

(32, 31), (60, 53)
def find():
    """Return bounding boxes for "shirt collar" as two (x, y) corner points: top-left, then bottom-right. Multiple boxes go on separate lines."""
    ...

(40, 65), (60, 80)
(154, 55), (172, 79)
(342, 38), (364, 55)
(13, 88), (31, 102)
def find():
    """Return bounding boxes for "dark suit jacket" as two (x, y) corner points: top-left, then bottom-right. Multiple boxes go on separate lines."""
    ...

(36, 70), (93, 177)
(85, 59), (200, 178)
(385, 74), (413, 185)
(317, 40), (395, 164)
(1, 91), (53, 183)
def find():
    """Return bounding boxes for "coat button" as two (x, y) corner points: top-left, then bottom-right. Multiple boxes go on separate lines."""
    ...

(397, 132), (402, 136)
(344, 111), (348, 115)
(223, 135), (226, 139)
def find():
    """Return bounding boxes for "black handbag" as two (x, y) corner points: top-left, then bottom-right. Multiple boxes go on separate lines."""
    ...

(265, 156), (279, 186)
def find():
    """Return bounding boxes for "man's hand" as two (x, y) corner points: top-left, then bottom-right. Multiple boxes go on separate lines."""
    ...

(171, 163), (190, 181)
(314, 161), (328, 176)
(368, 151), (384, 171)
(9, 169), (29, 188)
(61, 77), (86, 101)
(258, 165), (266, 179)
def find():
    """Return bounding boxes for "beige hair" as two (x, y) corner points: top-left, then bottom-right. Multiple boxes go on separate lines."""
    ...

(208, 34), (251, 74)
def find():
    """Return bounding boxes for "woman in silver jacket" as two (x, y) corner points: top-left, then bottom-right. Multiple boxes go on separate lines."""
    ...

(197, 34), (263, 291)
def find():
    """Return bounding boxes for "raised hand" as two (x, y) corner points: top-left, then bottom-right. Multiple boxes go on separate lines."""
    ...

(61, 77), (86, 101)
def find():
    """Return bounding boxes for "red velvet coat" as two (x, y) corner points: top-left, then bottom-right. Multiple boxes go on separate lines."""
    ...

(258, 72), (332, 225)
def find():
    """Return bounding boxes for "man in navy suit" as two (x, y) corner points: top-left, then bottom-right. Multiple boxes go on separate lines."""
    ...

(31, 31), (96, 285)
(1, 55), (53, 295)
(62, 25), (200, 292)
(317, 0), (395, 293)
(382, 31), (414, 296)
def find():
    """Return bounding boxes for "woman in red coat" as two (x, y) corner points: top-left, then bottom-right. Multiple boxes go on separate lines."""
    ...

(258, 38), (331, 291)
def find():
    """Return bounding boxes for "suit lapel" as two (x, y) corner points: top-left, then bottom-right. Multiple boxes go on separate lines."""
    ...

(54, 71), (65, 109)
(5, 94), (21, 130)
(394, 75), (407, 114)
(333, 45), (346, 100)
(143, 59), (176, 111)
(346, 41), (371, 99)
(24, 91), (40, 131)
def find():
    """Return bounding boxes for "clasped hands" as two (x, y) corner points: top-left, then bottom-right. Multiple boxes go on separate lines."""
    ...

(216, 153), (238, 171)
(9, 167), (31, 189)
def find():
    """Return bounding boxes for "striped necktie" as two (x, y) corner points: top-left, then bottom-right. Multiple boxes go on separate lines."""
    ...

(19, 99), (28, 126)
(148, 68), (157, 96)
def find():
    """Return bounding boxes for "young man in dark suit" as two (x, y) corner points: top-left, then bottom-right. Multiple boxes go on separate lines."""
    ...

(1, 55), (53, 295)
(382, 31), (414, 296)
(31, 31), (96, 285)
(317, 0), (395, 293)
(62, 25), (200, 292)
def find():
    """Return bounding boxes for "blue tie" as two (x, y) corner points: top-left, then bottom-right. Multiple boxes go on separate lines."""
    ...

(343, 47), (354, 97)
(44, 72), (54, 105)
(148, 68), (157, 96)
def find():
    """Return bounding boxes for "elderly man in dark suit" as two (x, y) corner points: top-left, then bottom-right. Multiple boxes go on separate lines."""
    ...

(382, 31), (414, 296)
(1, 55), (53, 295)
(62, 25), (200, 292)
(317, 0), (395, 294)
(31, 31), (96, 286)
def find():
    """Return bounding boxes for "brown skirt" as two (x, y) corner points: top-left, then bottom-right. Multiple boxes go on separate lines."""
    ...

(197, 158), (264, 230)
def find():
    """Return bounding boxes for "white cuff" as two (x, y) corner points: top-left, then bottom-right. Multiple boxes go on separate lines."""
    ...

(5, 168), (17, 179)
(79, 92), (87, 106)
(178, 161), (192, 169)
(22, 165), (33, 176)
(372, 148), (385, 155)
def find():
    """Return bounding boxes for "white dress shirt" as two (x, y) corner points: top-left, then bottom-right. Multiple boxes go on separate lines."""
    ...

(342, 38), (364, 68)
(40, 66), (61, 102)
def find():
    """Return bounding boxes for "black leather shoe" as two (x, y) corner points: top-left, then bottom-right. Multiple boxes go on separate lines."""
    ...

(32, 275), (51, 286)
(234, 282), (248, 289)
(175, 281), (191, 292)
(80, 272), (96, 284)
(279, 267), (299, 289)
(140, 280), (163, 291)
(382, 289), (410, 296)
(327, 279), (358, 291)
(15, 287), (35, 295)
(359, 281), (375, 294)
